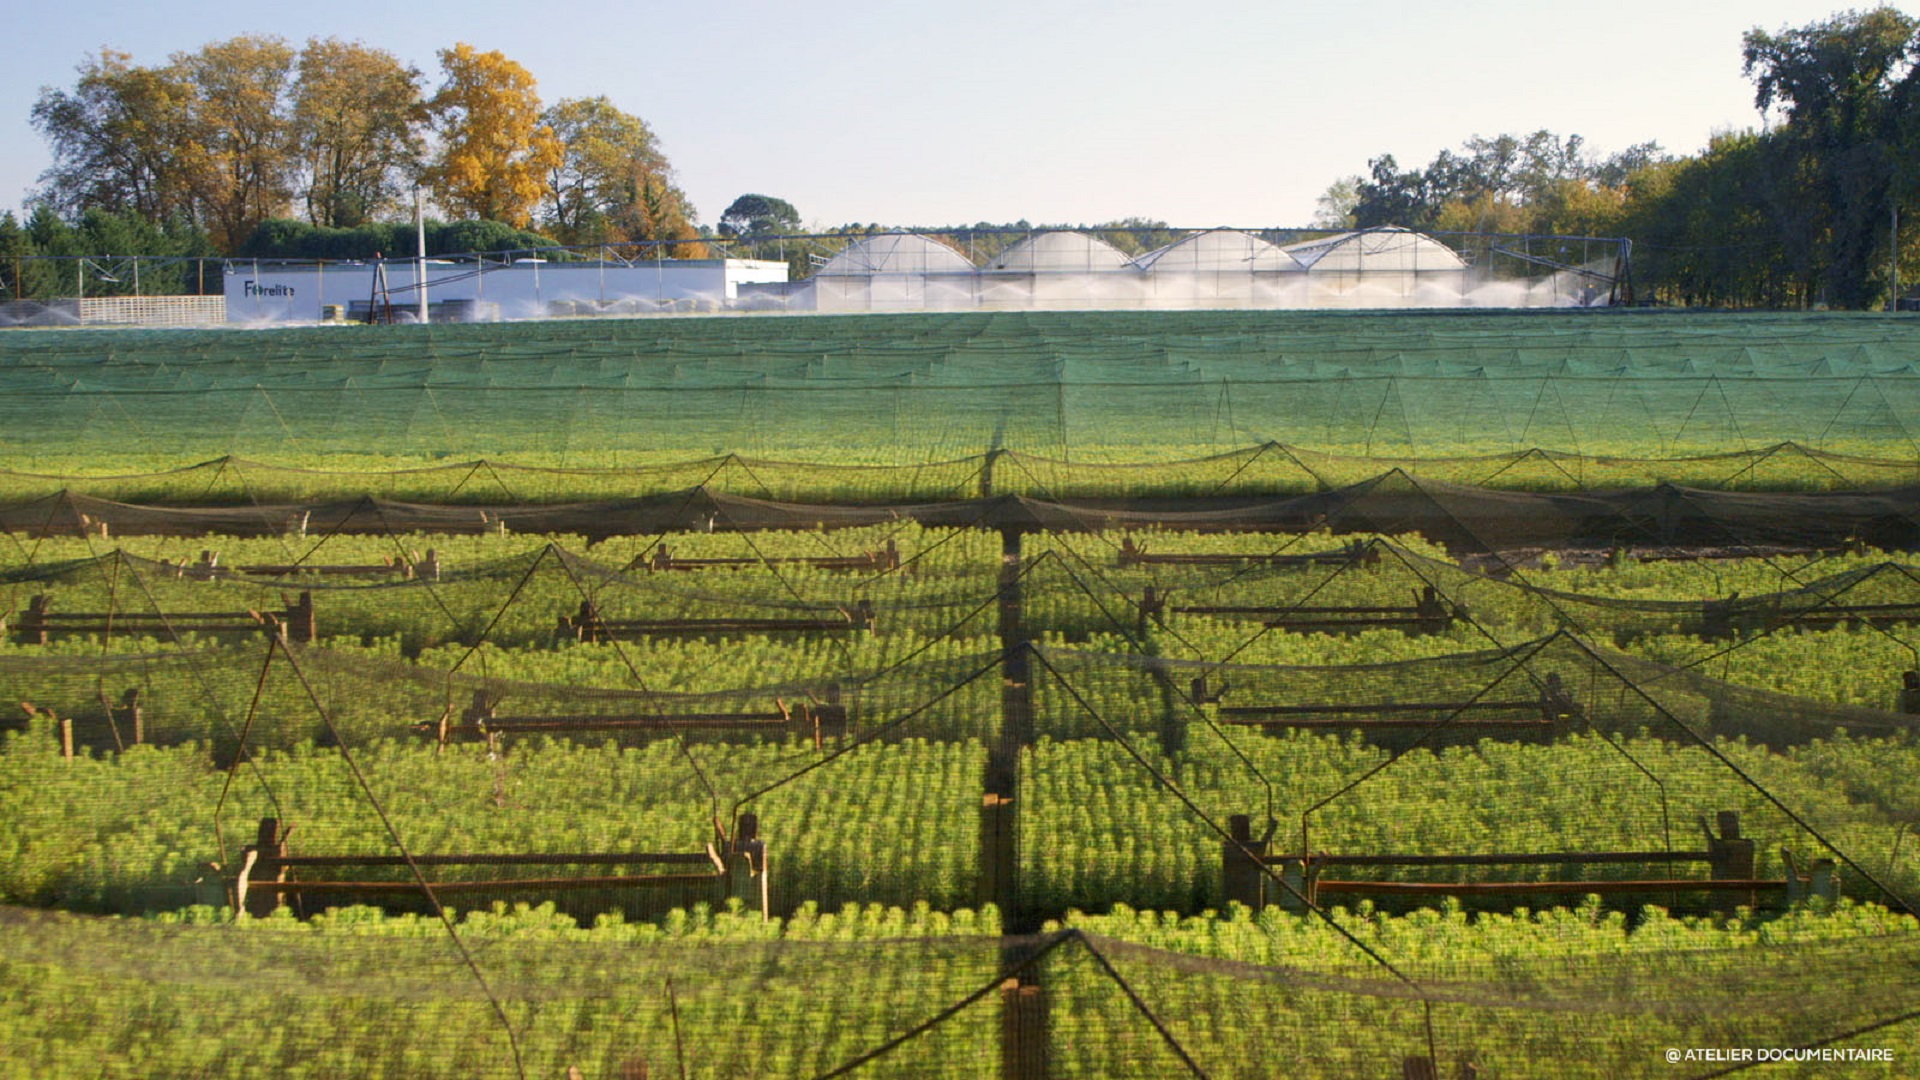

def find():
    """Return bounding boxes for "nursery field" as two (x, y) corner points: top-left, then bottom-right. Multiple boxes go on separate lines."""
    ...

(2, 309), (1920, 501)
(3, 309), (1920, 1079)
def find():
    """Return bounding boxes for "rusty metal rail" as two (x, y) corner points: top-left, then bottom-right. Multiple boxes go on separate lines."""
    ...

(632, 540), (899, 573)
(559, 598), (875, 641)
(1187, 673), (1582, 731)
(178, 549), (439, 581)
(6, 592), (316, 644)
(415, 687), (849, 748)
(1221, 811), (1836, 914)
(1139, 585), (1460, 635)
(1117, 537), (1379, 570)
(233, 815), (771, 920)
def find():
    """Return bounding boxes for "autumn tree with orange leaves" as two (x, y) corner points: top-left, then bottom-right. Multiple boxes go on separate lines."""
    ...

(420, 44), (562, 229)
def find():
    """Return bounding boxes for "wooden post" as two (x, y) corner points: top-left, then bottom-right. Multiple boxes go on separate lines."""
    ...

(1700, 598), (1735, 640)
(1137, 586), (1165, 633)
(1414, 586), (1452, 635)
(1538, 673), (1582, 728)
(1276, 857), (1311, 913)
(1352, 539), (1383, 570)
(727, 813), (768, 921)
(1189, 675), (1219, 705)
(1402, 1057), (1440, 1080)
(1783, 850), (1839, 905)
(562, 600), (602, 643)
(1223, 814), (1268, 913)
(1900, 671), (1920, 715)
(118, 689), (144, 746)
(242, 818), (288, 918)
(845, 599), (877, 632)
(283, 592), (316, 644)
(457, 689), (494, 747)
(1118, 537), (1144, 568)
(999, 977), (1047, 1080)
(808, 685), (848, 748)
(59, 715), (74, 760)
(1705, 811), (1756, 914)
(19, 595), (52, 645)
(1810, 858), (1838, 902)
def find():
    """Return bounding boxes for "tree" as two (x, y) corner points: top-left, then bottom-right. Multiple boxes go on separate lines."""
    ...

(30, 50), (198, 223)
(1743, 7), (1920, 307)
(1615, 131), (1811, 307)
(1312, 176), (1363, 230)
(420, 43), (563, 229)
(540, 96), (699, 248)
(292, 38), (425, 228)
(1352, 154), (1445, 229)
(1094, 217), (1181, 256)
(172, 35), (300, 252)
(718, 194), (801, 238)
(237, 216), (554, 260)
(1350, 132), (1667, 238)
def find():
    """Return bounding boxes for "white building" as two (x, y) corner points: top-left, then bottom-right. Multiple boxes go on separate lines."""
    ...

(223, 257), (789, 323)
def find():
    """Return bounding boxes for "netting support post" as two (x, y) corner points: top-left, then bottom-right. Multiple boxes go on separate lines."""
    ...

(1782, 849), (1839, 905)
(1705, 811), (1756, 915)
(989, 528), (1034, 930)
(1402, 1057), (1440, 1080)
(241, 817), (288, 919)
(726, 812), (769, 922)
(999, 976), (1048, 1080)
(118, 689), (144, 746)
(1900, 671), (1920, 715)
(59, 716), (74, 760)
(283, 592), (317, 644)
(1223, 814), (1268, 913)
(1276, 858), (1311, 913)
(18, 595), (51, 645)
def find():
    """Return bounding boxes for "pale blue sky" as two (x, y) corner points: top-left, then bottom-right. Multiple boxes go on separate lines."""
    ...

(1, 0), (1906, 230)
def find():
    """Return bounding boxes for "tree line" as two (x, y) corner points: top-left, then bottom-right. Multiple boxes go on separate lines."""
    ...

(18, 36), (701, 263)
(12, 9), (1920, 310)
(1328, 7), (1920, 309)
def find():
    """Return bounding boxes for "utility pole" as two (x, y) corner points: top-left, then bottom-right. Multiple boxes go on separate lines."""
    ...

(416, 187), (429, 324)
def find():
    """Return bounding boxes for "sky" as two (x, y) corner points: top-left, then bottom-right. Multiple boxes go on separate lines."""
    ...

(0, 0), (1907, 231)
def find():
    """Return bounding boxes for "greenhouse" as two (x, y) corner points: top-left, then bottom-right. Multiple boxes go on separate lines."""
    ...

(787, 226), (1616, 311)
(983, 231), (1134, 273)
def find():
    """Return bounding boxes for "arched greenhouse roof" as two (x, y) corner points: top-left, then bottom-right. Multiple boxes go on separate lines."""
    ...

(1132, 229), (1302, 273)
(1281, 227), (1468, 272)
(815, 232), (977, 276)
(985, 231), (1135, 273)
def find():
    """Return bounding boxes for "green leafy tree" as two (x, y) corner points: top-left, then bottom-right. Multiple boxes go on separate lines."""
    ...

(718, 194), (801, 239)
(1312, 176), (1363, 230)
(292, 38), (425, 228)
(1742, 6), (1920, 308)
(1352, 154), (1447, 230)
(30, 50), (198, 223)
(171, 35), (300, 253)
(1094, 217), (1180, 256)
(540, 96), (701, 252)
(1617, 132), (1808, 307)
